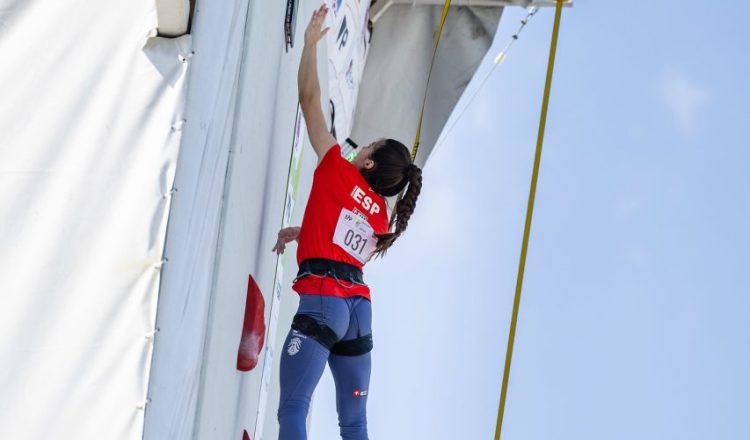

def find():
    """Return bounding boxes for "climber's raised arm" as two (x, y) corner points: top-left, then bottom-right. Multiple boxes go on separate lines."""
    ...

(298, 4), (336, 163)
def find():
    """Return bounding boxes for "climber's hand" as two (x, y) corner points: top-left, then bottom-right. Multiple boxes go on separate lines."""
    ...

(272, 226), (301, 255)
(304, 4), (330, 46)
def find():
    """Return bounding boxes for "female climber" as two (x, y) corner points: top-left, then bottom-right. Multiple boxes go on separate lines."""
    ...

(271, 4), (423, 440)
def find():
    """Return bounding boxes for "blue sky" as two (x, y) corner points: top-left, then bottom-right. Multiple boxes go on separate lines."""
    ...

(311, 2), (750, 439)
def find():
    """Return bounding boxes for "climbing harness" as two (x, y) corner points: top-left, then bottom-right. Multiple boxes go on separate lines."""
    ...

(292, 258), (375, 355)
(294, 258), (366, 286)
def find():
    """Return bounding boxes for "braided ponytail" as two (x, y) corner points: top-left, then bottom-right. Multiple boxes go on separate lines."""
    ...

(360, 138), (423, 257)
(373, 165), (422, 257)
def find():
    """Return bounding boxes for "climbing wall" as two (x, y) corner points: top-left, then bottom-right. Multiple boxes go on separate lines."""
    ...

(144, 1), (371, 439)
(0, 0), (507, 438)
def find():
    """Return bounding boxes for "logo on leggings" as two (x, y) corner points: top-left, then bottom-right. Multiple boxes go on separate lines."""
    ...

(287, 337), (302, 356)
(352, 389), (368, 397)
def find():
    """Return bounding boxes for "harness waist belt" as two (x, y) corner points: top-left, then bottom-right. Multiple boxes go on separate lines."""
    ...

(296, 258), (364, 285)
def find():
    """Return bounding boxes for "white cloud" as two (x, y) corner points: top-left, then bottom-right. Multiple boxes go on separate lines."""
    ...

(660, 72), (710, 134)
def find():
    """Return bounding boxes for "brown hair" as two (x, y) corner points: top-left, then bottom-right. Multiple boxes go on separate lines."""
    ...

(360, 139), (423, 257)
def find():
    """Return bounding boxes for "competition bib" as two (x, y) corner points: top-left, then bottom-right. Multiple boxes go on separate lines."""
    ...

(333, 208), (377, 263)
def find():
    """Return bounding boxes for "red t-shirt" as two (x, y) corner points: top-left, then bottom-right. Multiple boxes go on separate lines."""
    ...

(293, 145), (389, 301)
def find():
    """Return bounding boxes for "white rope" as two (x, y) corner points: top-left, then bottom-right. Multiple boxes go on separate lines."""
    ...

(429, 7), (539, 162)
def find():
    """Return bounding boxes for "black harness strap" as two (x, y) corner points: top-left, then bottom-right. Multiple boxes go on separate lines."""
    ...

(291, 314), (339, 350)
(296, 258), (364, 285)
(291, 314), (374, 356)
(331, 334), (373, 356)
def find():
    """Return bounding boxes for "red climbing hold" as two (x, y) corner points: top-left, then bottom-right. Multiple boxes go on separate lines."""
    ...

(243, 429), (252, 440)
(237, 274), (266, 371)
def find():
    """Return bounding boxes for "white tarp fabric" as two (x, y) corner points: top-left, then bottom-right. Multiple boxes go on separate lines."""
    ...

(0, 1), (190, 439)
(351, 5), (502, 166)
(142, 0), (259, 437)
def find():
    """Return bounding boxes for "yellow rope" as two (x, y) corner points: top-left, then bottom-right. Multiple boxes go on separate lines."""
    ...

(392, 0), (451, 216)
(494, 1), (565, 439)
(411, 0), (452, 162)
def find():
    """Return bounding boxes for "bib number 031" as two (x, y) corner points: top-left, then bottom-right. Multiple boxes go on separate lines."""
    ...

(332, 208), (377, 263)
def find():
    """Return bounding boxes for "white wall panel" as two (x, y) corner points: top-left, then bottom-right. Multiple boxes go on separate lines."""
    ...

(0, 1), (190, 438)
(143, 0), (257, 438)
(145, 1), (336, 438)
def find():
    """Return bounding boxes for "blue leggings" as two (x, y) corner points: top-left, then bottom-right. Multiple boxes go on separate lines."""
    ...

(277, 294), (372, 440)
